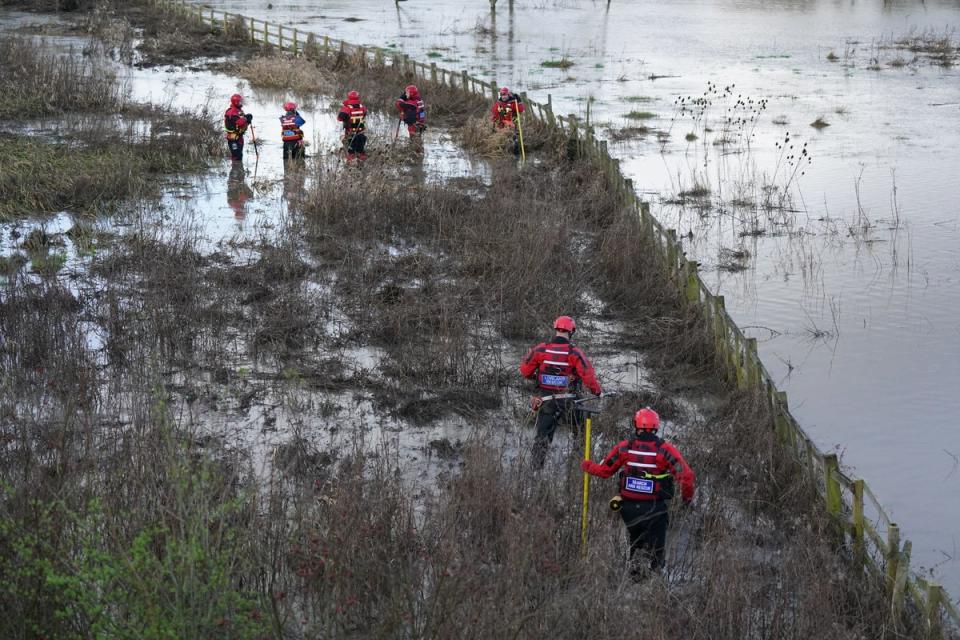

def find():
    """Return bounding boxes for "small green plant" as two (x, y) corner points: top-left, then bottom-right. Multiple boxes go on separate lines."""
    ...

(810, 116), (830, 129)
(31, 251), (67, 277)
(624, 110), (656, 120)
(826, 50), (839, 62)
(426, 50), (443, 58)
(685, 132), (698, 141)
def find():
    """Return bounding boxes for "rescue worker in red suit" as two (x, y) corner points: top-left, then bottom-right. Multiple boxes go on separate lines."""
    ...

(491, 86), (525, 128)
(581, 407), (695, 580)
(491, 87), (525, 156)
(224, 93), (252, 162)
(520, 315), (602, 469)
(279, 101), (306, 161)
(337, 90), (368, 163)
(395, 84), (426, 139)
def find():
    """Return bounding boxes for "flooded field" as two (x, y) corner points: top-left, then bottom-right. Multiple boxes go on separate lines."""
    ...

(188, 0), (960, 593)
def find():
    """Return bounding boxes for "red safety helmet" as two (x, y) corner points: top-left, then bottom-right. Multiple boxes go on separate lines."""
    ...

(283, 101), (297, 112)
(553, 315), (576, 333)
(405, 84), (419, 98)
(634, 407), (660, 431)
(230, 93), (243, 107)
(500, 86), (510, 96)
(347, 90), (360, 101)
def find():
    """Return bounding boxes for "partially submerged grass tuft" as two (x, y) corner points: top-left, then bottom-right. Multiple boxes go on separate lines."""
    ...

(810, 116), (830, 129)
(0, 35), (124, 118)
(540, 57), (575, 69)
(624, 110), (656, 120)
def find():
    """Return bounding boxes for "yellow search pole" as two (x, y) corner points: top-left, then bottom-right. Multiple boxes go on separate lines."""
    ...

(580, 416), (592, 558)
(514, 100), (526, 163)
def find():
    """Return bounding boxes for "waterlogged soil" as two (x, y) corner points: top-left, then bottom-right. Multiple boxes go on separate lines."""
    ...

(0, 14), (718, 526)
(183, 0), (960, 593)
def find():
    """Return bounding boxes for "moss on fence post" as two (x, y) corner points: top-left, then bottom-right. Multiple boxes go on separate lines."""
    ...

(745, 338), (759, 388)
(853, 479), (865, 566)
(685, 261), (700, 305)
(823, 454), (842, 518)
(886, 523), (901, 597)
(926, 582), (944, 639)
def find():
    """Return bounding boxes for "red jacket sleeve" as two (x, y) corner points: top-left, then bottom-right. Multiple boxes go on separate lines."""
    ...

(582, 441), (628, 478)
(570, 348), (602, 396)
(516, 102), (525, 114)
(662, 442), (695, 502)
(519, 344), (544, 379)
(490, 102), (500, 122)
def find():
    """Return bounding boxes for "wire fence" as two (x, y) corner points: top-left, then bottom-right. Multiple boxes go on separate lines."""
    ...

(154, 0), (959, 633)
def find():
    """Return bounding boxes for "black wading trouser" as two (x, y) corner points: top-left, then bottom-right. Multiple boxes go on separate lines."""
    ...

(228, 137), (244, 161)
(283, 140), (304, 160)
(619, 499), (669, 579)
(530, 397), (583, 469)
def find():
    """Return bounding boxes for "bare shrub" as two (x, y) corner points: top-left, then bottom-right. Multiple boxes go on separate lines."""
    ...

(242, 53), (333, 93)
(0, 34), (124, 117)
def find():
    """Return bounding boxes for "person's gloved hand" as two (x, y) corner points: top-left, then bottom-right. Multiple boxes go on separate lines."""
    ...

(580, 459), (591, 473)
(530, 396), (543, 411)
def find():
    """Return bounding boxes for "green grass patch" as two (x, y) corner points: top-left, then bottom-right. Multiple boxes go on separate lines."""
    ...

(426, 51), (443, 58)
(0, 137), (147, 220)
(624, 110), (656, 120)
(541, 57), (574, 69)
(624, 95), (655, 103)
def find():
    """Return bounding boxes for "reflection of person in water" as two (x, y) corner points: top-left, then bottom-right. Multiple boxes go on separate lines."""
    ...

(283, 159), (306, 206)
(227, 163), (254, 219)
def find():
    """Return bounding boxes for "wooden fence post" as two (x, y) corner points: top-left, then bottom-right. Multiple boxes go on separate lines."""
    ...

(886, 523), (900, 597)
(732, 332), (746, 389)
(745, 338), (759, 388)
(685, 261), (700, 305)
(292, 28), (299, 54)
(249, 17), (255, 43)
(430, 62), (438, 83)
(665, 229), (679, 276)
(853, 479), (865, 566)
(926, 582), (944, 639)
(823, 454), (842, 518)
(891, 540), (911, 622)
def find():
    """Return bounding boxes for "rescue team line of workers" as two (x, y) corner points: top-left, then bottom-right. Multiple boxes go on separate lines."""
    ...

(226, 88), (688, 579)
(223, 84), (527, 163)
(522, 316), (695, 579)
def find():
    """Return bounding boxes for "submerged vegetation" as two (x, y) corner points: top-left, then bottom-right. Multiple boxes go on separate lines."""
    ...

(0, 33), (218, 221)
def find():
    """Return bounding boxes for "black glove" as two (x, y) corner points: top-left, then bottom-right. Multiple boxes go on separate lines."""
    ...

(245, 113), (253, 122)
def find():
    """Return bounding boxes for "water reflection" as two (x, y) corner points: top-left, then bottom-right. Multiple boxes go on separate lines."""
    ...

(227, 163), (254, 220)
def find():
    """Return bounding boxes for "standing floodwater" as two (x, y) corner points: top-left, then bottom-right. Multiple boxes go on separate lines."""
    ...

(192, 0), (960, 593)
